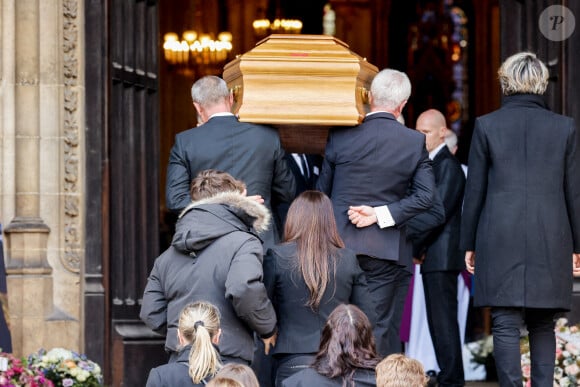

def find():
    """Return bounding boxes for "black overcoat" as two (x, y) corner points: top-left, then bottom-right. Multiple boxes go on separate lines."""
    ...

(460, 94), (580, 309)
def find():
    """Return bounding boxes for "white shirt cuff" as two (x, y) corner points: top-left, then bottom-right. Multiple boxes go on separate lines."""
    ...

(374, 205), (395, 228)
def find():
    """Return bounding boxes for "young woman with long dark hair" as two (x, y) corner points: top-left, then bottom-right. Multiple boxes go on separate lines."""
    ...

(264, 191), (375, 386)
(281, 304), (381, 387)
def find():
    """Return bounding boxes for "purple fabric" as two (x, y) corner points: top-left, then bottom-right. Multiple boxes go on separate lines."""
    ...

(461, 270), (472, 292)
(399, 269), (415, 342)
(400, 269), (472, 343)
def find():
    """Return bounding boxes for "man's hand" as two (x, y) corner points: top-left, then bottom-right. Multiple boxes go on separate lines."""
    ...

(262, 332), (277, 355)
(348, 205), (377, 228)
(465, 251), (475, 274)
(413, 253), (425, 265)
(246, 195), (264, 204)
(573, 253), (580, 277)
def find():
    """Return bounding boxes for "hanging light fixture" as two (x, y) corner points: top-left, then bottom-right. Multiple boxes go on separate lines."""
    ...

(163, 29), (233, 74)
(252, 18), (303, 39)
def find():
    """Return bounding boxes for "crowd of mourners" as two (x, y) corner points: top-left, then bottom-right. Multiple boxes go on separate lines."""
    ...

(140, 51), (580, 387)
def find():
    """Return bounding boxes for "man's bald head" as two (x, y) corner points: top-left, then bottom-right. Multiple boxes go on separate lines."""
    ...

(417, 109), (446, 128)
(416, 109), (448, 153)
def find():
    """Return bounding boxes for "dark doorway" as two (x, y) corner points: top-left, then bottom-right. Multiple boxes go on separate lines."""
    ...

(85, 0), (166, 385)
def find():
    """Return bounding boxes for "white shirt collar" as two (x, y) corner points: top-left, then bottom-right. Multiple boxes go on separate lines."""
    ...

(208, 112), (235, 120)
(366, 110), (393, 118)
(429, 143), (446, 160)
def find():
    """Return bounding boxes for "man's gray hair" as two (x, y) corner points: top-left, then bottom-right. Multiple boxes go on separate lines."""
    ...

(444, 129), (458, 150)
(191, 75), (230, 107)
(498, 52), (549, 96)
(370, 69), (411, 110)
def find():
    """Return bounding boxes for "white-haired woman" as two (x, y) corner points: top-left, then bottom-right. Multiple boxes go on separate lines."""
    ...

(146, 301), (222, 386)
(460, 51), (580, 386)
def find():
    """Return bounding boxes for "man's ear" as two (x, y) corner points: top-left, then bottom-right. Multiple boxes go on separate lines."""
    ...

(193, 102), (202, 114)
(212, 328), (222, 345)
(439, 126), (448, 140)
(177, 330), (186, 346)
(394, 100), (407, 118)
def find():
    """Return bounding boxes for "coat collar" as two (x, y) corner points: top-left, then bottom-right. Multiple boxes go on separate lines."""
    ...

(432, 144), (451, 163)
(502, 94), (548, 110)
(179, 191), (271, 234)
(363, 111), (398, 123)
(176, 344), (193, 363)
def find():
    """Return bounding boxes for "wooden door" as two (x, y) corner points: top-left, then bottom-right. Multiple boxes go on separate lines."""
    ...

(85, 0), (164, 385)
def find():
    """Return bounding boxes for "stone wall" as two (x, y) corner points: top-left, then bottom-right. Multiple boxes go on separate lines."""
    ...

(0, 0), (84, 356)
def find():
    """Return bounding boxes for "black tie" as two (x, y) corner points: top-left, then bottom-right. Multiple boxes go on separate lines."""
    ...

(300, 154), (310, 180)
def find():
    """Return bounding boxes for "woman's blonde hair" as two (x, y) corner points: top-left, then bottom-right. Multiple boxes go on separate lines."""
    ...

(498, 52), (549, 96)
(178, 301), (222, 383)
(214, 363), (259, 387)
(376, 354), (428, 387)
(206, 377), (244, 387)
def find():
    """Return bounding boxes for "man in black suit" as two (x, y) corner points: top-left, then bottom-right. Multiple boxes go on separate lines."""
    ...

(317, 68), (437, 356)
(286, 153), (321, 193)
(406, 109), (465, 387)
(273, 153), (322, 230)
(165, 75), (296, 249)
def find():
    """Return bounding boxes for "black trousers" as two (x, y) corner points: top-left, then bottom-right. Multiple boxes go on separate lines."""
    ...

(491, 307), (556, 387)
(252, 336), (275, 387)
(423, 270), (465, 387)
(357, 255), (411, 356)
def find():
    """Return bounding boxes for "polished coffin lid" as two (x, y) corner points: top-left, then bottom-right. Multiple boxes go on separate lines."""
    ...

(223, 34), (378, 153)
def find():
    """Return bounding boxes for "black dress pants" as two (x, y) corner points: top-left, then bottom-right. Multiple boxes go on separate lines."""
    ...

(357, 255), (411, 356)
(423, 270), (465, 387)
(491, 307), (556, 387)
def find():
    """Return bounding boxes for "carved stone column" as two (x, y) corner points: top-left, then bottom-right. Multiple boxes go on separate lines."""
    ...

(3, 0), (52, 356)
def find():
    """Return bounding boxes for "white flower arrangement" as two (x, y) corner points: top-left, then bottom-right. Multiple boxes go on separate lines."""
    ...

(520, 318), (580, 387)
(28, 347), (102, 386)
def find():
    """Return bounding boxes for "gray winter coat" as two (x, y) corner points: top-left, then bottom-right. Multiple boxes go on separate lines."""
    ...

(140, 192), (277, 362)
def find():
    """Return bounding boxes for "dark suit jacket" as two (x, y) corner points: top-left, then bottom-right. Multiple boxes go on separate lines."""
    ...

(165, 115), (296, 247)
(273, 153), (323, 230)
(146, 345), (204, 387)
(264, 242), (375, 356)
(317, 113), (435, 270)
(286, 153), (322, 194)
(406, 146), (465, 272)
(281, 367), (376, 387)
(460, 94), (580, 309)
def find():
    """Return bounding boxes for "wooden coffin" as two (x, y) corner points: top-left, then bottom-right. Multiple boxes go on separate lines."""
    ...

(223, 34), (378, 154)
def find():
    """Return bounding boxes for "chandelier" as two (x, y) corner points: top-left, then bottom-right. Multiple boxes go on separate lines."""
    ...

(252, 18), (303, 39)
(163, 30), (233, 74)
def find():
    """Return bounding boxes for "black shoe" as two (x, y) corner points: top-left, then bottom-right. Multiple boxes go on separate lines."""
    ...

(426, 370), (438, 387)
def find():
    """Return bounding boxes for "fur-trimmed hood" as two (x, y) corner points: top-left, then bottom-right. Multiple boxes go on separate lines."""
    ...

(172, 191), (271, 255)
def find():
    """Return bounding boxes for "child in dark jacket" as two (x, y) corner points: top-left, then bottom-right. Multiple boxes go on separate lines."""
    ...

(141, 169), (277, 365)
(146, 301), (222, 386)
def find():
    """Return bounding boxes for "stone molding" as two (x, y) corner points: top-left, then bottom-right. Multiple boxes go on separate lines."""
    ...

(63, 0), (81, 273)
